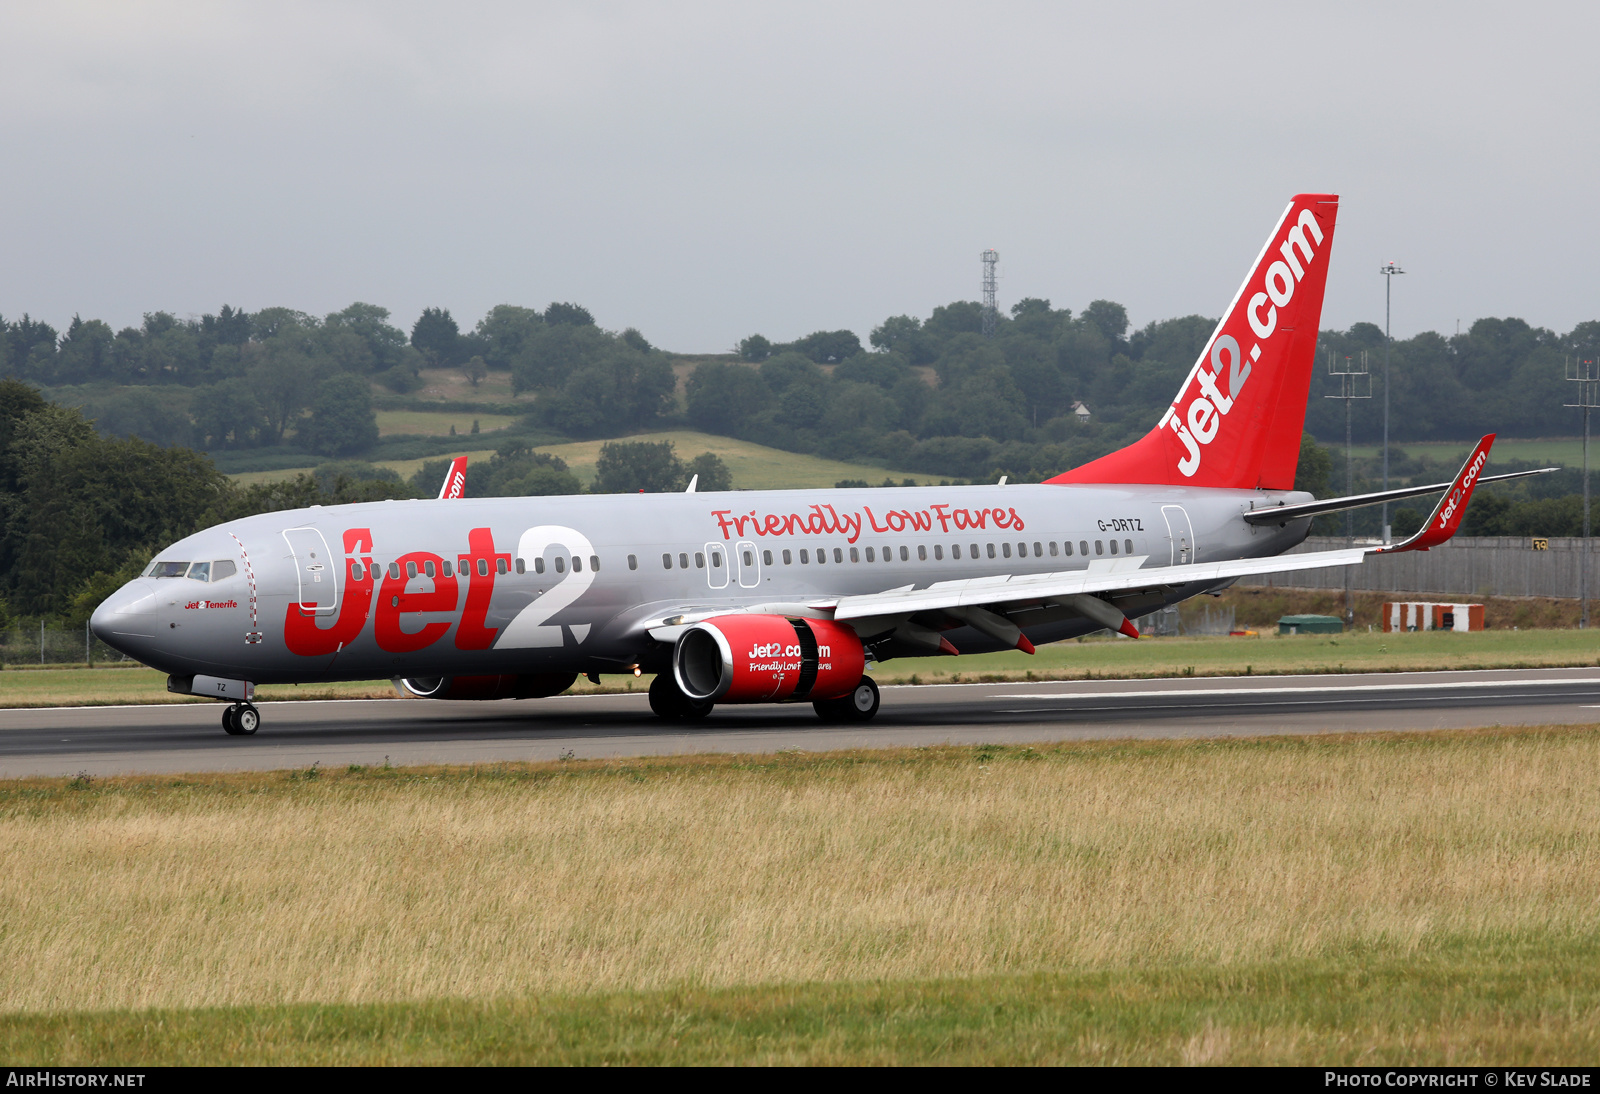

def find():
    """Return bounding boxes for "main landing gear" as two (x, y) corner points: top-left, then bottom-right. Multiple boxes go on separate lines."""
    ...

(222, 703), (260, 736)
(813, 676), (880, 723)
(649, 673), (714, 720)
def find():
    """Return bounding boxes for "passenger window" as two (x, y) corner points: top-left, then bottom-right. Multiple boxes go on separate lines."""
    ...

(423, 560), (435, 577)
(477, 558), (489, 576)
(535, 557), (546, 574)
(782, 549), (792, 564)
(970, 543), (979, 558)
(1080, 541), (1089, 555)
(590, 555), (599, 571)
(494, 558), (506, 574)
(459, 557), (469, 573)
(710, 551), (721, 568)
(679, 552), (689, 569)
(1125, 539), (1134, 555)
(1064, 542), (1073, 557)
(893, 545), (904, 561)
(762, 550), (772, 565)
(663, 553), (673, 569)
(1032, 542), (1042, 557)
(406, 561), (418, 579)
(833, 548), (843, 563)
(918, 544), (927, 561)
(515, 558), (525, 574)
(1049, 541), (1059, 557)
(849, 547), (859, 562)
(1095, 540), (1104, 555)
(934, 544), (943, 560)
(1110, 540), (1119, 555)
(817, 549), (827, 565)
(629, 554), (639, 570)
(350, 562), (364, 580)
(443, 560), (453, 577)
(987, 543), (996, 559)
(555, 557), (566, 573)
(1002, 543), (1012, 559)
(865, 546), (875, 562)
(800, 549), (810, 563)
(209, 559), (234, 580)
(695, 552), (705, 568)
(743, 550), (753, 566)
(572, 556), (582, 573)
(952, 544), (962, 559)
(388, 562), (401, 580)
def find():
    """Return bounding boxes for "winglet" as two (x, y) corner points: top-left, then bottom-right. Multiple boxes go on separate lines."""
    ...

(437, 456), (467, 500)
(1373, 434), (1494, 553)
(685, 474), (698, 494)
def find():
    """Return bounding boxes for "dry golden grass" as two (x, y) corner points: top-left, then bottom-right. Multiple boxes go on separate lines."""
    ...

(3, 730), (1600, 1020)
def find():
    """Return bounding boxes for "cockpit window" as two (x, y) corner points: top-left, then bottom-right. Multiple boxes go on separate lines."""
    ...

(148, 561), (190, 579)
(187, 561), (211, 582)
(211, 559), (237, 581)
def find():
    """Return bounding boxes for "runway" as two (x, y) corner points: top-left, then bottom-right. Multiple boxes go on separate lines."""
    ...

(3, 667), (1599, 778)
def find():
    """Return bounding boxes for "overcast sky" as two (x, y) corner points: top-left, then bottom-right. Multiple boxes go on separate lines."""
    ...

(0, 2), (1595, 352)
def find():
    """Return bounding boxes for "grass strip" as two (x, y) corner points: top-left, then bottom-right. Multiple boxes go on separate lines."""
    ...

(6, 949), (1600, 1065)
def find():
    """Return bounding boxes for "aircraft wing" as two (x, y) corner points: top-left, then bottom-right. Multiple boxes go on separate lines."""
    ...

(821, 547), (1367, 622)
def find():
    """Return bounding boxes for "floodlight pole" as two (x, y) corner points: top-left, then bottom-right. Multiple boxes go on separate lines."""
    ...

(1568, 356), (1598, 629)
(1326, 350), (1370, 624)
(1379, 262), (1405, 543)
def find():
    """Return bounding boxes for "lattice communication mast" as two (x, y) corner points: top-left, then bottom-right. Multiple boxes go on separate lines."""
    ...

(981, 249), (999, 337)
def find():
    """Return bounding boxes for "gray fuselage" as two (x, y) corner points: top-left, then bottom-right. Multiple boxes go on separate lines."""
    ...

(90, 482), (1312, 684)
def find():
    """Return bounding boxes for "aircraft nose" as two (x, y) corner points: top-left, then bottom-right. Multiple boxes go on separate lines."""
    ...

(90, 579), (161, 648)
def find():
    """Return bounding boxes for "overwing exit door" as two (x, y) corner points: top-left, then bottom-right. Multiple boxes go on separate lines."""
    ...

(1160, 505), (1194, 565)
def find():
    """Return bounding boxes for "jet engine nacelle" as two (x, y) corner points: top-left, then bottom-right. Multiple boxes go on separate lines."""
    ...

(400, 673), (578, 701)
(673, 614), (865, 703)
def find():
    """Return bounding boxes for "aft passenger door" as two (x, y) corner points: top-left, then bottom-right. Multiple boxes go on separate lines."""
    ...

(1160, 505), (1194, 566)
(282, 527), (339, 615)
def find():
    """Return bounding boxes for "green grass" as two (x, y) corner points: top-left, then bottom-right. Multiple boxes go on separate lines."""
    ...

(1345, 437), (1585, 468)
(870, 627), (1600, 685)
(374, 409), (518, 437)
(227, 430), (943, 491)
(7, 951), (1599, 1065)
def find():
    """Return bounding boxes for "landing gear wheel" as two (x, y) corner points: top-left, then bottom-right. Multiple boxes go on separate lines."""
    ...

(649, 673), (715, 720)
(222, 703), (260, 736)
(814, 676), (879, 723)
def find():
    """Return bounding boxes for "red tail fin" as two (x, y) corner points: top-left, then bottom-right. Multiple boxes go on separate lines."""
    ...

(437, 456), (467, 500)
(1048, 194), (1340, 490)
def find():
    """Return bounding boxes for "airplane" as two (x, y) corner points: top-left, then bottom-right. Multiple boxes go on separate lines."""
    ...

(90, 193), (1553, 736)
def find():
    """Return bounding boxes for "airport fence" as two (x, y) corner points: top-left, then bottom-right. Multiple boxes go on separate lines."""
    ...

(1242, 536), (1593, 599)
(0, 624), (137, 667)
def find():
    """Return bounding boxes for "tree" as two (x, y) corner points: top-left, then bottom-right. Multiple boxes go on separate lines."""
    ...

(1081, 300), (1130, 343)
(621, 328), (652, 353)
(685, 451), (733, 491)
(192, 379), (269, 449)
(245, 333), (320, 442)
(411, 307), (462, 365)
(685, 362), (775, 435)
(535, 350), (675, 436)
(300, 373), (378, 457)
(544, 302), (595, 327)
(790, 329), (863, 363)
(592, 440), (685, 493)
(463, 355), (488, 388)
(1293, 432), (1332, 496)
(738, 334), (772, 361)
(473, 305), (544, 370)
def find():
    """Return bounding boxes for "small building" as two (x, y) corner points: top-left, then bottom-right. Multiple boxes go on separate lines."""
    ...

(1383, 602), (1485, 633)
(1277, 614), (1344, 635)
(1071, 400), (1091, 423)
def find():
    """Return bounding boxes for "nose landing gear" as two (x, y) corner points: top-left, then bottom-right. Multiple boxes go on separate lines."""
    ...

(222, 703), (260, 736)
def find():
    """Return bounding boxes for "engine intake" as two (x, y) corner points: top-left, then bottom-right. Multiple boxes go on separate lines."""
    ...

(674, 615), (864, 703)
(400, 673), (577, 700)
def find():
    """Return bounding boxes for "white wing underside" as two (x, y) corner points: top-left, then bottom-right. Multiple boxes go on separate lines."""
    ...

(644, 547), (1367, 636)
